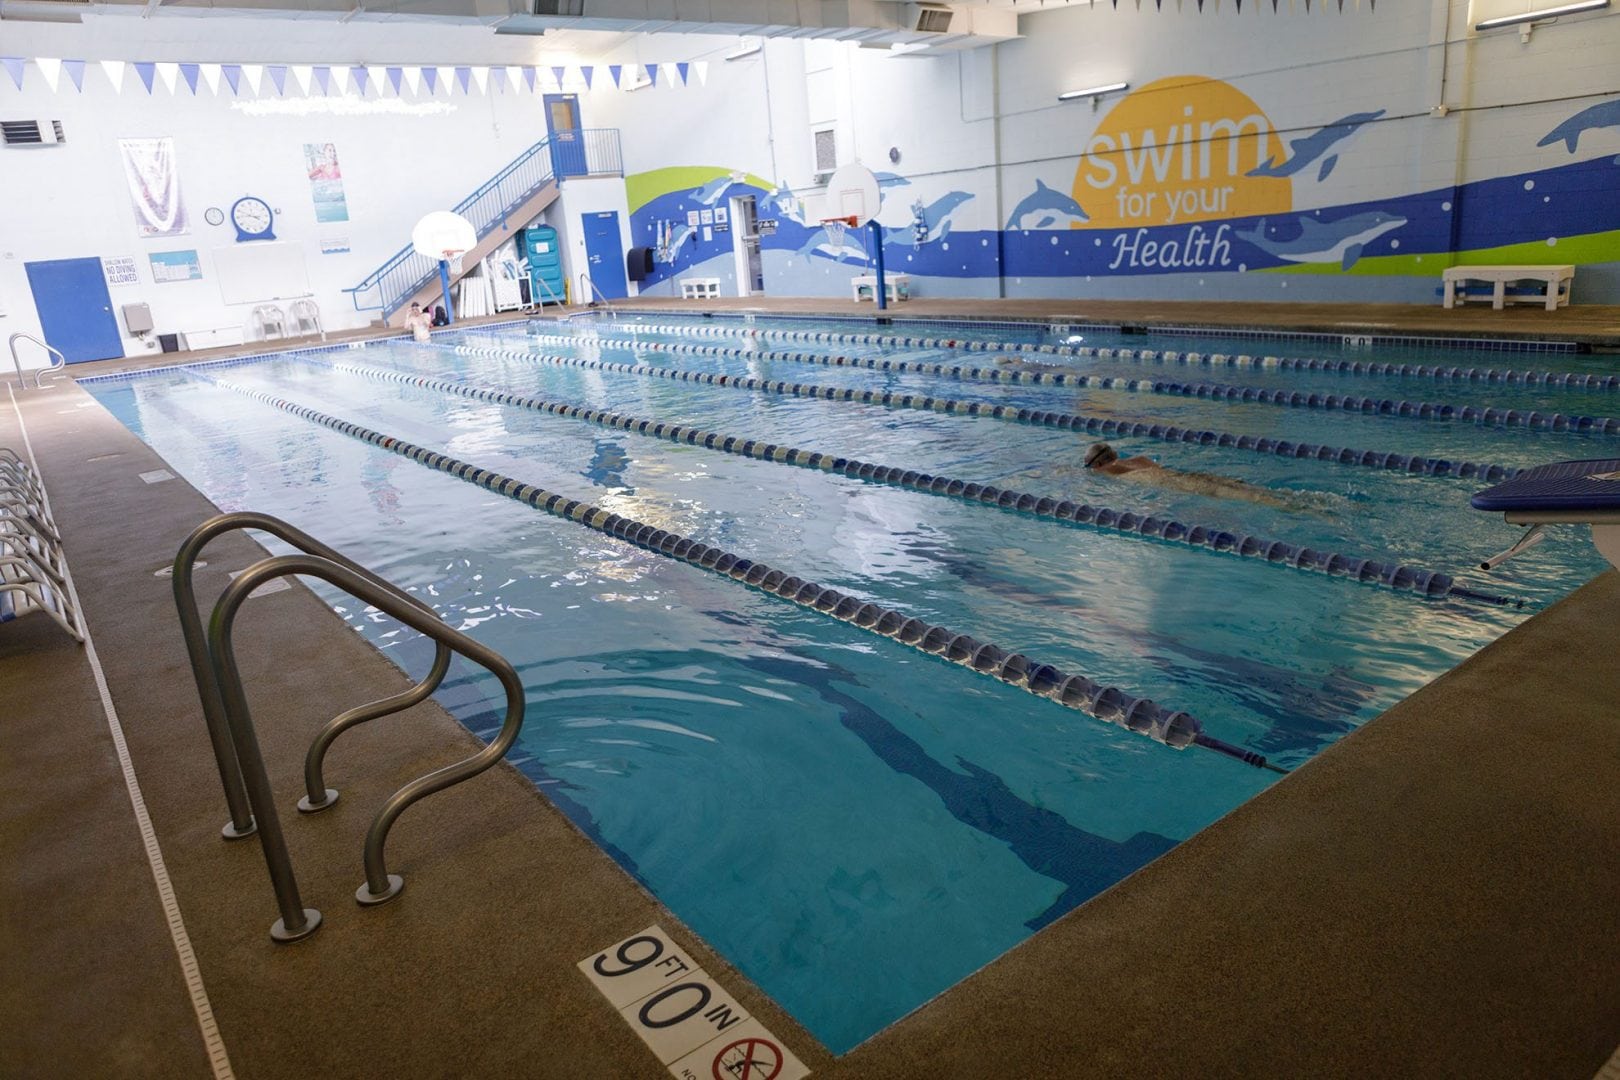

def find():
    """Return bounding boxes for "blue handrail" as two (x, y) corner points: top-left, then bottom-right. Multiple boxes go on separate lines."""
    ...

(346, 128), (623, 318)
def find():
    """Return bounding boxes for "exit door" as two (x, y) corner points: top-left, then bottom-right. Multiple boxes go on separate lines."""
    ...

(24, 258), (124, 363)
(581, 211), (628, 300)
(544, 94), (587, 178)
(731, 195), (765, 297)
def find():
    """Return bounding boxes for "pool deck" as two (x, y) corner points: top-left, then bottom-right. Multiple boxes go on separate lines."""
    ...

(5, 298), (1620, 1078)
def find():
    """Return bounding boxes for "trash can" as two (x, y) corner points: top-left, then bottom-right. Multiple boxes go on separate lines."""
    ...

(158, 333), (180, 353)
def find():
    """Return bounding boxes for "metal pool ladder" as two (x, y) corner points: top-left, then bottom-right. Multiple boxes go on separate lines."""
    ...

(173, 511), (525, 943)
(7, 333), (66, 389)
(577, 270), (619, 317)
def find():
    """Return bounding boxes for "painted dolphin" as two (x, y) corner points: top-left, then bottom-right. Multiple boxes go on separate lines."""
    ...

(1235, 211), (1406, 271)
(667, 223), (695, 252)
(760, 182), (801, 221)
(1005, 179), (1089, 230)
(1247, 109), (1385, 183)
(690, 170), (747, 206)
(1537, 99), (1620, 153)
(796, 224), (867, 264)
(875, 172), (911, 189)
(887, 190), (975, 247)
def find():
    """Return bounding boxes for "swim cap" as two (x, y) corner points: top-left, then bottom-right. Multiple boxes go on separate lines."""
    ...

(1084, 443), (1114, 468)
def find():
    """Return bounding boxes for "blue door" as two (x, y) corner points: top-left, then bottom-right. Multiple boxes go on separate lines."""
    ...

(581, 211), (628, 300)
(25, 258), (124, 363)
(544, 94), (587, 178)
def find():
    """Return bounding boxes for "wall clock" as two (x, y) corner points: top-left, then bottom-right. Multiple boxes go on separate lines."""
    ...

(204, 206), (225, 227)
(230, 195), (276, 242)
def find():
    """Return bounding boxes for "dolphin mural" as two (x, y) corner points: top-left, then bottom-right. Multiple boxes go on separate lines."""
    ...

(1005, 179), (1089, 230)
(760, 182), (803, 222)
(886, 191), (975, 247)
(875, 171), (911, 190)
(664, 223), (695, 259)
(1538, 100), (1620, 153)
(1235, 210), (1406, 270)
(689, 170), (747, 206)
(1247, 109), (1386, 182)
(796, 223), (868, 264)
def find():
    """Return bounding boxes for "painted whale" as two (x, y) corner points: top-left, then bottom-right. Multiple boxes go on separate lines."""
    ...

(1005, 179), (1089, 230)
(796, 224), (868, 264)
(1235, 211), (1406, 271)
(1247, 109), (1385, 182)
(887, 190), (975, 247)
(690, 171), (747, 206)
(1537, 100), (1620, 153)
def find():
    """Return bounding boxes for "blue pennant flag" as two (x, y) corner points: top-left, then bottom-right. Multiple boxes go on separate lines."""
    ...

(644, 63), (658, 87)
(313, 66), (331, 95)
(135, 61), (158, 94)
(608, 64), (622, 88)
(222, 64), (242, 95)
(455, 66), (471, 94)
(386, 66), (404, 95)
(422, 66), (440, 94)
(352, 66), (369, 96)
(0, 57), (23, 91)
(676, 62), (689, 85)
(64, 58), (86, 91)
(267, 64), (288, 96)
(581, 65), (593, 89)
(180, 63), (200, 94)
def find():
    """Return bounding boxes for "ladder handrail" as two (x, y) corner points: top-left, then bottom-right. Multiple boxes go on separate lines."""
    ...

(7, 332), (65, 390)
(173, 511), (452, 841)
(205, 552), (526, 942)
(577, 271), (619, 317)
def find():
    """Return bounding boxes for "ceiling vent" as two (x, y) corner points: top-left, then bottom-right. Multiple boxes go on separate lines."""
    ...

(909, 4), (954, 33)
(1, 120), (65, 147)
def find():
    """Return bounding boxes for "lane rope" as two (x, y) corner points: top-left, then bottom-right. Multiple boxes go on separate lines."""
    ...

(7, 384), (236, 1080)
(567, 318), (1620, 392)
(183, 367), (1281, 771)
(313, 354), (1515, 605)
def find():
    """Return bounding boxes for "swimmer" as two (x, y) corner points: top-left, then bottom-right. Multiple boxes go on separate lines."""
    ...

(993, 354), (1069, 374)
(1083, 442), (1319, 512)
(403, 302), (433, 344)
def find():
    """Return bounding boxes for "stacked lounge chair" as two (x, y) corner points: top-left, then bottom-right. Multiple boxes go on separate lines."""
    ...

(0, 447), (82, 642)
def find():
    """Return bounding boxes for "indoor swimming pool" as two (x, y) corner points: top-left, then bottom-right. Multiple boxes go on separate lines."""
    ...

(81, 314), (1611, 1053)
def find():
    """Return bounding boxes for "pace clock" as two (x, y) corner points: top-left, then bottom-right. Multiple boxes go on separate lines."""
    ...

(230, 195), (276, 242)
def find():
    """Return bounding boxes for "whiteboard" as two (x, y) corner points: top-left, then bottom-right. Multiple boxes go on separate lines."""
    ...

(212, 242), (311, 306)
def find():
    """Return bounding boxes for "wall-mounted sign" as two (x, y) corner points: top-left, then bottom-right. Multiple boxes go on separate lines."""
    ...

(757, 219), (778, 236)
(320, 235), (351, 255)
(686, 210), (700, 226)
(102, 255), (139, 286)
(699, 209), (714, 224)
(149, 249), (203, 283)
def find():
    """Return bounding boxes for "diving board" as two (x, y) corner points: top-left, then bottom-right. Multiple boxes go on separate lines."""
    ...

(1473, 458), (1620, 572)
(1443, 265), (1573, 311)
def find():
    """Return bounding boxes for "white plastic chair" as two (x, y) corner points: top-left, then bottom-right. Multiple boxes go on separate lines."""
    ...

(252, 304), (288, 341)
(288, 299), (323, 338)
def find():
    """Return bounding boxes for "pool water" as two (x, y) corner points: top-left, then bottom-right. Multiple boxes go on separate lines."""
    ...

(85, 313), (1610, 1053)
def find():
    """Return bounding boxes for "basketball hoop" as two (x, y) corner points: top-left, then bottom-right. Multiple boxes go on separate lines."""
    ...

(820, 214), (859, 249)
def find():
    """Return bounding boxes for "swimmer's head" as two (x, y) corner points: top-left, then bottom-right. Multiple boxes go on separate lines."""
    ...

(410, 302), (422, 313)
(1084, 443), (1118, 470)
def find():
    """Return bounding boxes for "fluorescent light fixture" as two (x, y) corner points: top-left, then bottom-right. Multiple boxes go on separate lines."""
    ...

(1474, 0), (1607, 29)
(1058, 82), (1128, 103)
(725, 40), (762, 61)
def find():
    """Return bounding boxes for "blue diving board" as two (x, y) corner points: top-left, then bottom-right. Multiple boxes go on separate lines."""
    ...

(1473, 458), (1620, 572)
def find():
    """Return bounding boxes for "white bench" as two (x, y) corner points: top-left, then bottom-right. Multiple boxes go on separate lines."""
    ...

(1442, 265), (1574, 311)
(181, 326), (247, 351)
(680, 278), (722, 300)
(851, 273), (910, 303)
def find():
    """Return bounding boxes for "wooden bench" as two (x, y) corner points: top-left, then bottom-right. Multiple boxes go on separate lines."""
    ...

(1442, 265), (1574, 311)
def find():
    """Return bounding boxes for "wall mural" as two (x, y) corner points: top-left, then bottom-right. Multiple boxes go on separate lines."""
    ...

(628, 77), (1620, 300)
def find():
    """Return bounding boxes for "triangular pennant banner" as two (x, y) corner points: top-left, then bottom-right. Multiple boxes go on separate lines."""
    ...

(694, 62), (708, 87)
(473, 66), (489, 93)
(179, 63), (201, 95)
(267, 65), (288, 96)
(333, 66), (351, 95)
(36, 57), (61, 93)
(609, 64), (622, 88)
(64, 58), (86, 91)
(312, 66), (330, 95)
(242, 64), (264, 95)
(490, 67), (505, 93)
(156, 62), (180, 95)
(551, 65), (566, 89)
(581, 66), (593, 89)
(403, 66), (422, 95)
(200, 63), (222, 95)
(455, 66), (471, 94)
(386, 67), (403, 95)
(353, 66), (370, 97)
(101, 59), (126, 93)
(439, 66), (455, 93)
(522, 66), (536, 92)
(290, 65), (312, 96)
(644, 64), (658, 87)
(223, 64), (242, 95)
(0, 57), (24, 91)
(661, 62), (679, 87)
(135, 62), (157, 94)
(422, 66), (439, 94)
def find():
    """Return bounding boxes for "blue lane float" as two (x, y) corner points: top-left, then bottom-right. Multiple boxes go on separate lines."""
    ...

(510, 330), (1620, 436)
(569, 319), (1620, 391)
(313, 354), (1502, 604)
(439, 341), (1521, 484)
(181, 367), (1280, 771)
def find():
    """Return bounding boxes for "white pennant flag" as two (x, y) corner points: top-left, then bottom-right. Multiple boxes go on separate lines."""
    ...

(694, 61), (709, 87)
(471, 66), (489, 94)
(661, 62), (679, 89)
(505, 65), (523, 93)
(332, 65), (351, 95)
(199, 63), (222, 95)
(403, 66), (422, 96)
(156, 61), (181, 95)
(36, 57), (62, 93)
(291, 64), (314, 95)
(100, 59), (126, 93)
(240, 63), (263, 95)
(437, 66), (455, 94)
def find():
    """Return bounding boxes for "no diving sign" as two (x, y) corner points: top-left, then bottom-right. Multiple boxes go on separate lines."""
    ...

(579, 926), (810, 1080)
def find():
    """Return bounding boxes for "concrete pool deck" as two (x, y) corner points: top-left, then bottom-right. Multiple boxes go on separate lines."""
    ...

(4, 300), (1620, 1078)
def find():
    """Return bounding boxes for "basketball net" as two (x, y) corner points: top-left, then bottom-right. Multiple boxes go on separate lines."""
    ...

(820, 216), (857, 250)
(440, 249), (467, 274)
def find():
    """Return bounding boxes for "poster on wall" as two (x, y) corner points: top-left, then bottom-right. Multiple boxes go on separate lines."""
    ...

(319, 235), (351, 255)
(102, 255), (140, 286)
(303, 142), (350, 224)
(118, 138), (189, 237)
(149, 249), (203, 283)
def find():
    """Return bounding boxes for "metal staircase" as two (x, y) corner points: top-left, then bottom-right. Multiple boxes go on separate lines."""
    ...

(345, 128), (623, 326)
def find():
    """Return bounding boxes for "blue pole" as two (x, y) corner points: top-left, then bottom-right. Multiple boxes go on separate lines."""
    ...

(869, 220), (887, 311)
(438, 259), (456, 324)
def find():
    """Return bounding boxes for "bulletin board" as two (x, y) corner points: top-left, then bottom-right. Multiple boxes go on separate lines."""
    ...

(211, 242), (311, 305)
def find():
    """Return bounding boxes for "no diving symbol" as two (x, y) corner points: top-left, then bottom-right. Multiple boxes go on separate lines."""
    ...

(712, 1036), (782, 1080)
